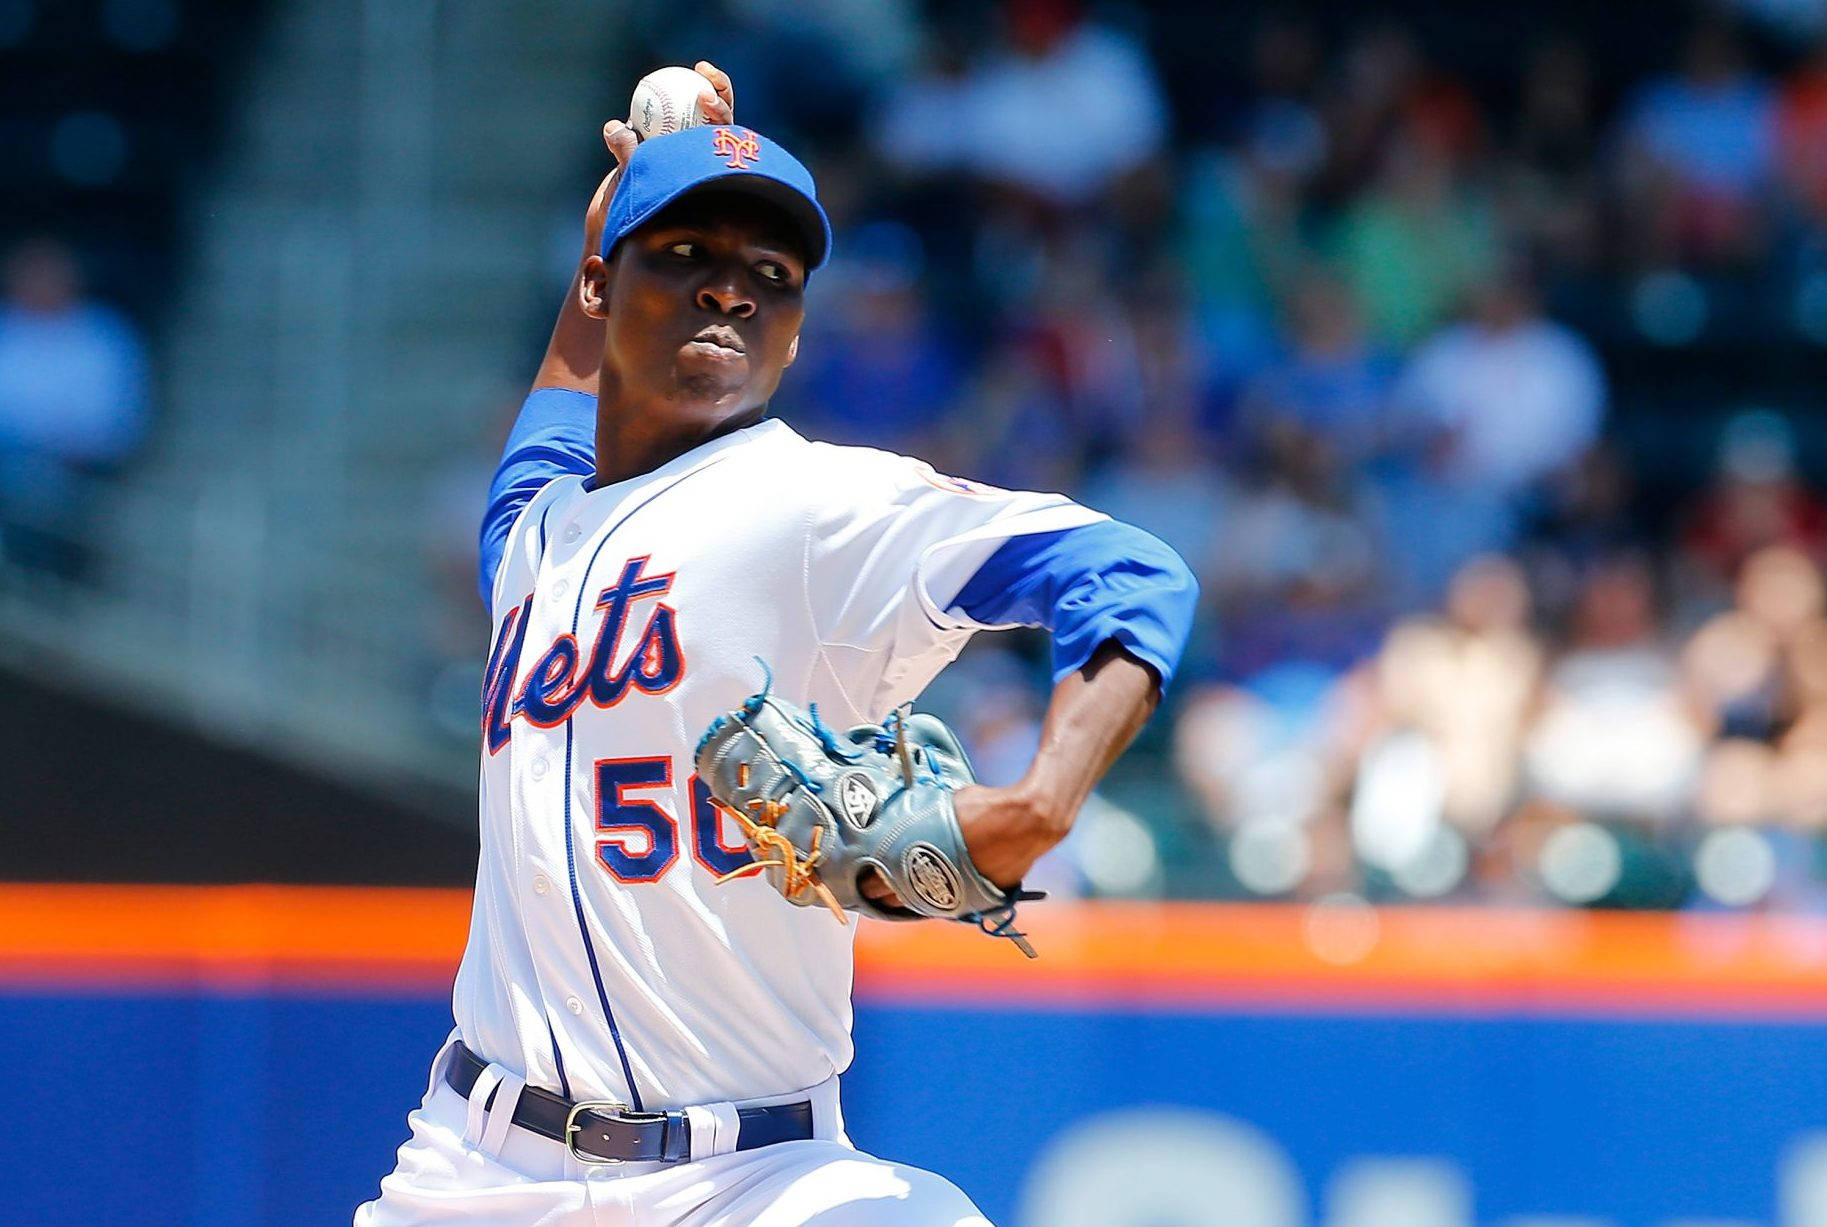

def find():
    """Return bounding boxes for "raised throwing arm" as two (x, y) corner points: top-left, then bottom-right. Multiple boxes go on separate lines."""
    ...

(530, 62), (736, 396)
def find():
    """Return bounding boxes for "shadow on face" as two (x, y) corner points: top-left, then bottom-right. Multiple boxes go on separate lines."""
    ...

(589, 189), (811, 422)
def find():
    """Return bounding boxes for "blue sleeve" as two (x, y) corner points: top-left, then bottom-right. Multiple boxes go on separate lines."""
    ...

(478, 387), (597, 604)
(947, 520), (1200, 693)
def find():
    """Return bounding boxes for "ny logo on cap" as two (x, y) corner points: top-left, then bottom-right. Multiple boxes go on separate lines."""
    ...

(712, 127), (760, 169)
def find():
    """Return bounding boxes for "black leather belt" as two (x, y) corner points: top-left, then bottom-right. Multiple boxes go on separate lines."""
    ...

(446, 1041), (814, 1164)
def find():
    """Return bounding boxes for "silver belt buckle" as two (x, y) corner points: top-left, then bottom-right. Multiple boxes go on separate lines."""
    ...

(564, 1100), (632, 1165)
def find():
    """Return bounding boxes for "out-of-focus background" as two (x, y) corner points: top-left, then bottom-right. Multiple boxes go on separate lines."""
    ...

(9, 0), (1827, 1223)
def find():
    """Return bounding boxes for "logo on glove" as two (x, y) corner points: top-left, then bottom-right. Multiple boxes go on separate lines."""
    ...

(836, 773), (878, 829)
(903, 844), (963, 911)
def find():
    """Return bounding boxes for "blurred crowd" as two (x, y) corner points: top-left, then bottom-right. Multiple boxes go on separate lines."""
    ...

(14, 0), (1827, 909)
(614, 0), (1827, 910)
(0, 236), (148, 586)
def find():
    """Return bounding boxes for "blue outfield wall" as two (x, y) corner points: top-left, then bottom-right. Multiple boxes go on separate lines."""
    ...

(6, 991), (1827, 1227)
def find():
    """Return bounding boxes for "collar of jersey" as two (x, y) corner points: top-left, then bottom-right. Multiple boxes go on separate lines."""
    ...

(579, 417), (788, 496)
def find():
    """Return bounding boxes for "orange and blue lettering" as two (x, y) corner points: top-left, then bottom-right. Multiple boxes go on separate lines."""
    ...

(593, 756), (679, 883)
(689, 773), (754, 876)
(482, 595), (533, 755)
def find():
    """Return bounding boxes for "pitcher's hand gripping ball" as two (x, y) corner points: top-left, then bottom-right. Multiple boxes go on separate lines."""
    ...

(695, 681), (1043, 956)
(627, 65), (714, 140)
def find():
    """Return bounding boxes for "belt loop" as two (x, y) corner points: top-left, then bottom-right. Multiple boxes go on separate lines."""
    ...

(462, 1064), (505, 1149)
(808, 1076), (844, 1143)
(684, 1102), (741, 1160)
(428, 1031), (462, 1102)
(477, 1069), (527, 1158)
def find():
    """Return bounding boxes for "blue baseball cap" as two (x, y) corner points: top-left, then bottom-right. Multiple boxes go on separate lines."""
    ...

(599, 125), (831, 272)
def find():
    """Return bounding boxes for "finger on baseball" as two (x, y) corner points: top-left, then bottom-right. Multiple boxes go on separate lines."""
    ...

(695, 61), (735, 116)
(699, 88), (733, 125)
(602, 119), (638, 164)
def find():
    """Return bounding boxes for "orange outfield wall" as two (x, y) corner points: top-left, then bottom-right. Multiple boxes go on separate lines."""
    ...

(4, 884), (1827, 1017)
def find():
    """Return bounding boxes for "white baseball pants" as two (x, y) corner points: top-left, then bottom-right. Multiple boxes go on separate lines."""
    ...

(354, 1037), (993, 1227)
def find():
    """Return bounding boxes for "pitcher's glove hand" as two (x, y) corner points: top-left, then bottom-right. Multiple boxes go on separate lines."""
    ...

(694, 683), (1043, 957)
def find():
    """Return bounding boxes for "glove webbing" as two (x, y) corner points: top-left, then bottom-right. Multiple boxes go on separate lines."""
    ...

(712, 764), (848, 925)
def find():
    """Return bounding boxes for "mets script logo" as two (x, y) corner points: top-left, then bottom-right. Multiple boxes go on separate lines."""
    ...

(712, 127), (760, 169)
(903, 844), (962, 910)
(482, 555), (685, 754)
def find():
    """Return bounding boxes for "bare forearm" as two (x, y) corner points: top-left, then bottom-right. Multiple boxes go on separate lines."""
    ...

(1015, 640), (1157, 829)
(531, 264), (607, 395)
(530, 63), (735, 397)
(531, 162), (620, 396)
(958, 639), (1160, 885)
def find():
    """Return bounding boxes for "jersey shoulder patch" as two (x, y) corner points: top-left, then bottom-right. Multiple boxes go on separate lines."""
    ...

(910, 460), (1004, 497)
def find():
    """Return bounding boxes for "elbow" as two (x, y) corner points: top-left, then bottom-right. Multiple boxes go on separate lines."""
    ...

(1125, 532), (1200, 695)
(1135, 529), (1201, 644)
(1074, 528), (1201, 696)
(1163, 546), (1200, 626)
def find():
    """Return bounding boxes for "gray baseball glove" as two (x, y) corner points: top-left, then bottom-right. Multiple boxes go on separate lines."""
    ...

(693, 676), (1041, 956)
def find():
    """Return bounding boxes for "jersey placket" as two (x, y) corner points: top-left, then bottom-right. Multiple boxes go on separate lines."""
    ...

(512, 490), (625, 1104)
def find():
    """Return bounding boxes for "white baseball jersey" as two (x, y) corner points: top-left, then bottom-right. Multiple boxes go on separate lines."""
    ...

(456, 417), (1103, 1111)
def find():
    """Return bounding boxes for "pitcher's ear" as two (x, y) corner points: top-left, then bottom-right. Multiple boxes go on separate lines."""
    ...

(786, 333), (799, 366)
(580, 255), (611, 320)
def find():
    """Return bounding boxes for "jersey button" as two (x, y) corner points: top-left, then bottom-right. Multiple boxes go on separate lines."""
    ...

(565, 996), (583, 1015)
(551, 579), (571, 601)
(530, 756), (549, 780)
(562, 524), (582, 543)
(532, 874), (551, 896)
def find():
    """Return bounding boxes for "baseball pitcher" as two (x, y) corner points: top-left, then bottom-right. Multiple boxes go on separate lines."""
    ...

(357, 63), (1197, 1226)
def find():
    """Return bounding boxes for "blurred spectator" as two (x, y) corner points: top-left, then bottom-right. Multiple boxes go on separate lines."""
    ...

(1360, 443), (1520, 611)
(1328, 126), (1498, 345)
(1736, 542), (1827, 641)
(1777, 28), (1827, 224)
(1364, 556), (1544, 841)
(1122, 266), (1215, 429)
(995, 230), (1148, 458)
(1174, 147), (1305, 417)
(1392, 267), (1607, 496)
(1524, 555), (1704, 823)
(1202, 424), (1387, 691)
(1501, 38), (1603, 272)
(777, 222), (963, 455)
(653, 0), (919, 141)
(1524, 446), (1643, 590)
(1340, 556), (1545, 899)
(953, 0), (1168, 207)
(1776, 696), (1827, 833)
(945, 336), (1082, 493)
(872, 19), (981, 180)
(1174, 669), (1358, 899)
(0, 237), (149, 582)
(1235, 15), (1328, 185)
(1237, 269), (1401, 467)
(1079, 420), (1232, 569)
(1681, 410), (1827, 588)
(1317, 24), (1484, 202)
(1618, 19), (1777, 265)
(1204, 425), (1378, 619)
(1682, 608), (1783, 739)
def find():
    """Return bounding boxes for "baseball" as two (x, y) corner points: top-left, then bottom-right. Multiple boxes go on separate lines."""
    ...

(628, 65), (711, 141)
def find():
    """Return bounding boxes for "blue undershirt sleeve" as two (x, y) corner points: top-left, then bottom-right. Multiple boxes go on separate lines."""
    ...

(478, 387), (597, 604)
(946, 520), (1200, 693)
